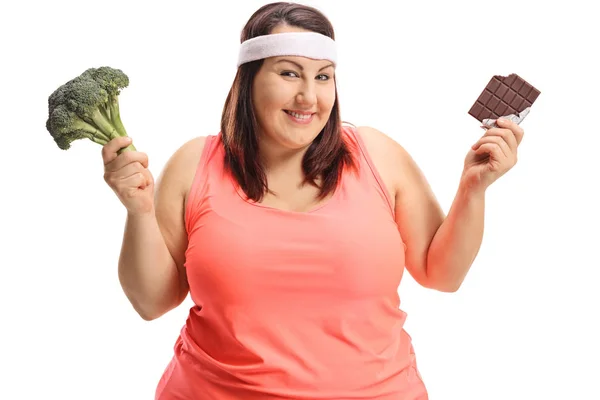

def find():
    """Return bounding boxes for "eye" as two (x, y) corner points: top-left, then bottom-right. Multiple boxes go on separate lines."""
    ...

(280, 71), (299, 78)
(316, 74), (331, 81)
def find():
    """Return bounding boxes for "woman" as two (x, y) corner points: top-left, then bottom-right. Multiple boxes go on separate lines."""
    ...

(102, 2), (524, 399)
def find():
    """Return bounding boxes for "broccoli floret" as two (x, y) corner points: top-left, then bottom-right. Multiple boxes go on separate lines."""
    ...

(46, 104), (111, 149)
(46, 67), (136, 153)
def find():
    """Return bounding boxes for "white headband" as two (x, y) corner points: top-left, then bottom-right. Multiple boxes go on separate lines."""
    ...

(237, 32), (337, 67)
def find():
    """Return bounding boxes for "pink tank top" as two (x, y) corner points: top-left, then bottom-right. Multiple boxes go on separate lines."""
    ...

(155, 126), (428, 399)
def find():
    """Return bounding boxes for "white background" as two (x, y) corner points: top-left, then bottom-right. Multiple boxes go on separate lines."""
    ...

(1, 0), (598, 399)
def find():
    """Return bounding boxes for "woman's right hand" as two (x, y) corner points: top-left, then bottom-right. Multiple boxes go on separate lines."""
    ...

(102, 137), (155, 216)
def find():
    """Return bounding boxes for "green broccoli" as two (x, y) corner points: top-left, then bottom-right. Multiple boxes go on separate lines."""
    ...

(46, 66), (136, 153)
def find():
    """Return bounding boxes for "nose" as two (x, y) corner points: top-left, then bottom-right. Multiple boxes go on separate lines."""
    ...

(296, 80), (317, 106)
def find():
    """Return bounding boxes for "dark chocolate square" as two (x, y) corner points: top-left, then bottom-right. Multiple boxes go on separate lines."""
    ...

(468, 74), (541, 123)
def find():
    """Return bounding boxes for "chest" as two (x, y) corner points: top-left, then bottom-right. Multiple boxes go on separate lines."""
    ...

(257, 175), (335, 213)
(184, 198), (405, 308)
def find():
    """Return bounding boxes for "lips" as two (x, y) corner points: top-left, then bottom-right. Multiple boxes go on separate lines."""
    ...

(284, 110), (314, 119)
(284, 110), (315, 124)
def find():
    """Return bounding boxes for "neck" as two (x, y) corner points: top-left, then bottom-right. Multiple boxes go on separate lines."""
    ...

(258, 135), (309, 184)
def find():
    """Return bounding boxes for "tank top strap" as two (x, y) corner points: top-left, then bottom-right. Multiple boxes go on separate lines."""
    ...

(184, 134), (222, 235)
(342, 124), (395, 218)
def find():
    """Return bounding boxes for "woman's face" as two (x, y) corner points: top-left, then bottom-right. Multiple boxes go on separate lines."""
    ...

(252, 25), (336, 152)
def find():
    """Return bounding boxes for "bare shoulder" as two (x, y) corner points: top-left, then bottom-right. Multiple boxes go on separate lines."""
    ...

(356, 125), (407, 159)
(156, 136), (208, 199)
(154, 136), (207, 266)
(356, 126), (412, 199)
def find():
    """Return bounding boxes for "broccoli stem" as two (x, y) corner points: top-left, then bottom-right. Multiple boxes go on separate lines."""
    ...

(98, 102), (112, 123)
(107, 96), (136, 154)
(86, 135), (108, 146)
(89, 108), (122, 140)
(71, 117), (111, 143)
(107, 96), (127, 136)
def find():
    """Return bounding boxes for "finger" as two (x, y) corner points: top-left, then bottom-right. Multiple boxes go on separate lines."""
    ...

(105, 163), (144, 187)
(143, 169), (154, 188)
(496, 118), (525, 145)
(105, 151), (149, 172)
(473, 136), (511, 159)
(119, 172), (147, 191)
(474, 142), (505, 162)
(132, 167), (153, 188)
(102, 137), (134, 165)
(136, 169), (153, 189)
(114, 162), (146, 180)
(481, 128), (518, 152)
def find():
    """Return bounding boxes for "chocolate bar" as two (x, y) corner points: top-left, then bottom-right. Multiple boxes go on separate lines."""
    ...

(468, 73), (540, 128)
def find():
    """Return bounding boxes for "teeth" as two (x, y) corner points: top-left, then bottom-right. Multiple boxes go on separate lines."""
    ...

(287, 111), (312, 120)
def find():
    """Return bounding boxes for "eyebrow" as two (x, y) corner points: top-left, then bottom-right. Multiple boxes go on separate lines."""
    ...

(274, 59), (334, 72)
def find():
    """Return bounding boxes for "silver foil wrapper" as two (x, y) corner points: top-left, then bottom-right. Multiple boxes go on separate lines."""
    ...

(481, 107), (531, 129)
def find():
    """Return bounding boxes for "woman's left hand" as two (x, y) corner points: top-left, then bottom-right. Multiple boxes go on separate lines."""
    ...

(461, 117), (525, 193)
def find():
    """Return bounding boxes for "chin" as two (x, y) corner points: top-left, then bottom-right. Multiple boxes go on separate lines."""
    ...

(286, 127), (326, 148)
(280, 134), (318, 150)
(276, 118), (324, 148)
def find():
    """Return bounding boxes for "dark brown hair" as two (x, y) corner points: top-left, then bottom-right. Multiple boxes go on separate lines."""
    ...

(220, 2), (355, 202)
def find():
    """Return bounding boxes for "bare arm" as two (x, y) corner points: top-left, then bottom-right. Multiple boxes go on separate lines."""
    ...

(425, 181), (485, 292)
(426, 119), (524, 291)
(360, 124), (515, 292)
(118, 210), (182, 320)
(391, 142), (485, 292)
(116, 137), (206, 320)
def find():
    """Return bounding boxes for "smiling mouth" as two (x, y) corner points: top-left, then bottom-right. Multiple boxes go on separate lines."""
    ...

(284, 110), (315, 120)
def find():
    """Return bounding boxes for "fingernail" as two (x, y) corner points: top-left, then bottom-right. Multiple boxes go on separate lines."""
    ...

(497, 118), (507, 124)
